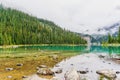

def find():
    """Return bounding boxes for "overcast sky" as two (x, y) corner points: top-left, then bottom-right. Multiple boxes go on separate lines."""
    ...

(0, 0), (120, 34)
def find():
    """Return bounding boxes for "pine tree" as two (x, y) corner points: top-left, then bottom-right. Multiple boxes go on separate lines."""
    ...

(108, 33), (112, 43)
(0, 5), (87, 45)
(118, 27), (120, 43)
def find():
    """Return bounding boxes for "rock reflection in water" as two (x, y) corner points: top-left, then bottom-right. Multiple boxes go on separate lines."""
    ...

(52, 53), (120, 80)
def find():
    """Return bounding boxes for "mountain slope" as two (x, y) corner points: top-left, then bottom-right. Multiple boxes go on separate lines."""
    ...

(0, 5), (86, 45)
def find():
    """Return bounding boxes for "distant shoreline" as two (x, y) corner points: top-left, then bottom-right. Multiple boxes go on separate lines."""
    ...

(1, 43), (120, 49)
(101, 44), (120, 47)
(0, 44), (87, 48)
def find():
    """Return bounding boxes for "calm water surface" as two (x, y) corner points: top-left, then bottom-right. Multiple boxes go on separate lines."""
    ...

(0, 45), (120, 54)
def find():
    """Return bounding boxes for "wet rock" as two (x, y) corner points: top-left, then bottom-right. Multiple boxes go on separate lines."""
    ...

(77, 70), (89, 74)
(116, 71), (120, 74)
(37, 68), (54, 75)
(96, 69), (116, 79)
(6, 68), (13, 71)
(7, 76), (12, 78)
(64, 68), (80, 80)
(16, 63), (23, 66)
(55, 68), (62, 74)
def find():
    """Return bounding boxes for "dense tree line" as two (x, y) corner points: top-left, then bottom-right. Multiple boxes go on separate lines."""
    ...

(107, 27), (120, 44)
(0, 5), (86, 45)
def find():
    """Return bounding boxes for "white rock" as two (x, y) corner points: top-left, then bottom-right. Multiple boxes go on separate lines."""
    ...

(64, 68), (80, 80)
(96, 69), (116, 79)
(37, 68), (54, 75)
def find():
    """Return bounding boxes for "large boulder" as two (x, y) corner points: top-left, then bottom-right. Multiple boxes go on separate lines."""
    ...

(64, 68), (80, 80)
(96, 69), (116, 79)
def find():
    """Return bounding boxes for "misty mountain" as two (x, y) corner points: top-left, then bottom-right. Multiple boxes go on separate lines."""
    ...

(85, 22), (120, 43)
(97, 22), (120, 36)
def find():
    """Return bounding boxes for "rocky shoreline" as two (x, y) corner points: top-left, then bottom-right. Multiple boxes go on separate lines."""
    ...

(23, 53), (120, 80)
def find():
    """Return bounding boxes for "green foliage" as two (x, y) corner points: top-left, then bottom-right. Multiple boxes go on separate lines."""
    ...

(118, 27), (120, 43)
(0, 6), (86, 45)
(107, 27), (120, 44)
(108, 33), (112, 43)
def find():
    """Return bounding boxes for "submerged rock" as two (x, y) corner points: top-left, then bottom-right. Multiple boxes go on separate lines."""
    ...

(64, 68), (80, 80)
(37, 68), (54, 75)
(96, 69), (116, 79)
(16, 63), (23, 66)
(7, 76), (12, 78)
(6, 68), (13, 71)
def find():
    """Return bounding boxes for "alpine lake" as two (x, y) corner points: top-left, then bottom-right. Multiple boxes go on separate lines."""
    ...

(0, 45), (120, 80)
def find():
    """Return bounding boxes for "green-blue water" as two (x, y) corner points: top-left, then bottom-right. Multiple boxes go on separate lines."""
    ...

(0, 45), (120, 55)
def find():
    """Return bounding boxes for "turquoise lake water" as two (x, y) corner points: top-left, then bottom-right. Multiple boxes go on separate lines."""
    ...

(0, 45), (120, 55)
